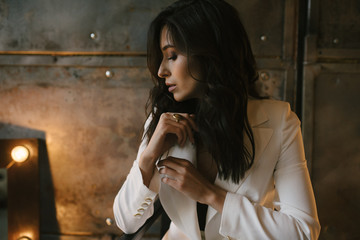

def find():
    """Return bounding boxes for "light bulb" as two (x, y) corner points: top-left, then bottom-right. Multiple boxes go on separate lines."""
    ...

(18, 237), (32, 240)
(11, 146), (30, 163)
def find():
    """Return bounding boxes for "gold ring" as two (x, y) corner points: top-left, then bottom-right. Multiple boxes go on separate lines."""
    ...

(172, 113), (182, 123)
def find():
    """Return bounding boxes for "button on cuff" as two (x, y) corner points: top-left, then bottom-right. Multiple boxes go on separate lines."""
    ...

(137, 208), (145, 213)
(141, 202), (149, 208)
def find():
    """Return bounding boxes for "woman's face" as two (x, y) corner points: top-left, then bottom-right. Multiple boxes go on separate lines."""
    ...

(157, 27), (203, 102)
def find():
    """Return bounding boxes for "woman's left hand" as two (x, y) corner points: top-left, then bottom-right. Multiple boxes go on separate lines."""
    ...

(158, 157), (227, 212)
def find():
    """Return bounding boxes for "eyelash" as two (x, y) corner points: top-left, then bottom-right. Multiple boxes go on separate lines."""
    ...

(167, 53), (177, 60)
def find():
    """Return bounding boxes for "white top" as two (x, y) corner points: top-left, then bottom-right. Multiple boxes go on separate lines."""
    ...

(113, 99), (321, 240)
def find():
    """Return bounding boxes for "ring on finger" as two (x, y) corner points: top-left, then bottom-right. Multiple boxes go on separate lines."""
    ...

(172, 113), (183, 123)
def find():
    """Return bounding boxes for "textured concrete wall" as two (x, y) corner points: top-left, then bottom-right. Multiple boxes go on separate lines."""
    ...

(0, 66), (152, 236)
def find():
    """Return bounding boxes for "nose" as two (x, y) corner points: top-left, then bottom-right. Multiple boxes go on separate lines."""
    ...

(157, 61), (170, 79)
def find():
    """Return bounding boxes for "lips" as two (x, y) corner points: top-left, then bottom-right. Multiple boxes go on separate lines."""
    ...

(168, 85), (176, 92)
(166, 82), (176, 92)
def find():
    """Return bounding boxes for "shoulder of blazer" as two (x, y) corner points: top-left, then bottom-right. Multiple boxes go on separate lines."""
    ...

(248, 99), (291, 128)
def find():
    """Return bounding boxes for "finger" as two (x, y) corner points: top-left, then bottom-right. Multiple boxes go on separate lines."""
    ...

(158, 157), (187, 167)
(168, 113), (196, 144)
(159, 158), (192, 174)
(168, 112), (197, 132)
(164, 118), (187, 145)
(158, 160), (180, 172)
(159, 166), (181, 179)
(178, 119), (195, 144)
(177, 113), (198, 132)
(164, 113), (190, 145)
(166, 156), (191, 166)
(161, 176), (179, 189)
(162, 174), (190, 193)
(161, 113), (186, 143)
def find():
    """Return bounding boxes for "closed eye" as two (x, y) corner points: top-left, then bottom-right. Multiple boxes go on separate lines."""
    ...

(167, 54), (177, 60)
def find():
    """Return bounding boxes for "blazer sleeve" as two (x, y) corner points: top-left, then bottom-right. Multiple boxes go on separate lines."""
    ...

(113, 117), (158, 234)
(219, 103), (321, 240)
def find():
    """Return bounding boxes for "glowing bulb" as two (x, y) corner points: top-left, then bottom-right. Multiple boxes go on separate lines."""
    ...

(11, 146), (30, 163)
(18, 237), (32, 240)
(17, 231), (34, 240)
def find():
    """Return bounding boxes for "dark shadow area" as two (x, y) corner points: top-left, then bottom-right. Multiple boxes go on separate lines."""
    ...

(38, 138), (60, 239)
(0, 168), (7, 240)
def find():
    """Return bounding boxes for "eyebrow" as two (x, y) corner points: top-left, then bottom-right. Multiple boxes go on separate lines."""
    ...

(161, 44), (175, 51)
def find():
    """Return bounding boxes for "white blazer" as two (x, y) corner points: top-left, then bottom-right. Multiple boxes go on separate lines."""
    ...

(113, 99), (321, 240)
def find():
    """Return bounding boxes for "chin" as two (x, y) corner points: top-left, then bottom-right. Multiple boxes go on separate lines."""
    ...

(174, 96), (196, 103)
(173, 93), (200, 102)
(173, 97), (184, 102)
(173, 94), (184, 102)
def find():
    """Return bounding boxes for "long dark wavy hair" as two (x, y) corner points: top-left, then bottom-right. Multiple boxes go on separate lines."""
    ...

(145, 0), (260, 183)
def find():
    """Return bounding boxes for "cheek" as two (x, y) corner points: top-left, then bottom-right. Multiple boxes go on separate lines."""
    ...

(175, 56), (189, 74)
(176, 64), (190, 83)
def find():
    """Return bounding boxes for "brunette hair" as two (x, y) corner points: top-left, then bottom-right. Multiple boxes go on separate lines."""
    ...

(145, 0), (259, 183)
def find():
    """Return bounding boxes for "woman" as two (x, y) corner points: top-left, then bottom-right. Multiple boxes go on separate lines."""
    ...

(113, 0), (320, 239)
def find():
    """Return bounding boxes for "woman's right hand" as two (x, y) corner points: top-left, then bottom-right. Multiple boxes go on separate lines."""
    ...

(139, 112), (197, 186)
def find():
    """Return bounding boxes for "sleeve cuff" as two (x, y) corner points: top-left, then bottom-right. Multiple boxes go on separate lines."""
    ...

(219, 192), (242, 237)
(129, 161), (158, 207)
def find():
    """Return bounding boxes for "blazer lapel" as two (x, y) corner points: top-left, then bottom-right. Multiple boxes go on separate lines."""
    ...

(206, 100), (273, 224)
